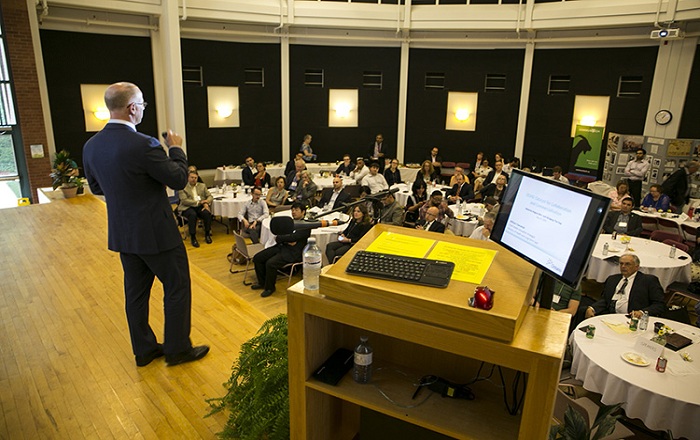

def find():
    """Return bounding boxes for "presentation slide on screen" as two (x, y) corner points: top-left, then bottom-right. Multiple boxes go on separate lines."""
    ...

(501, 178), (590, 275)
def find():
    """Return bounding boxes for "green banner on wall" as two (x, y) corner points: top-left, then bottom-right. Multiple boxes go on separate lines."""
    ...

(569, 125), (603, 174)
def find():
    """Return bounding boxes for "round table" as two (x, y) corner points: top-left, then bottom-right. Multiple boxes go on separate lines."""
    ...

(390, 182), (451, 208)
(586, 234), (691, 289)
(447, 204), (481, 237)
(571, 314), (700, 439)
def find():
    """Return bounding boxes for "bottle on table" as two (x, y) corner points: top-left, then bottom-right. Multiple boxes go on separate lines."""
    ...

(302, 237), (322, 291)
(353, 336), (373, 384)
(639, 311), (649, 331)
(669, 244), (676, 259)
(603, 242), (609, 256)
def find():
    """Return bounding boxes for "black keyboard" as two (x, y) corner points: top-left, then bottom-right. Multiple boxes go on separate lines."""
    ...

(346, 251), (455, 288)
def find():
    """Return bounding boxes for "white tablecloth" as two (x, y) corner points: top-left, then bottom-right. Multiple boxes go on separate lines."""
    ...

(215, 163), (340, 182)
(571, 314), (700, 439)
(210, 189), (253, 219)
(586, 234), (691, 289)
(447, 204), (481, 237)
(259, 211), (347, 266)
(391, 182), (450, 207)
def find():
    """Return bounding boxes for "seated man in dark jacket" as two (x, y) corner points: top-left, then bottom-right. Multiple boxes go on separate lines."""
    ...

(585, 253), (665, 319)
(252, 202), (310, 298)
(602, 197), (643, 236)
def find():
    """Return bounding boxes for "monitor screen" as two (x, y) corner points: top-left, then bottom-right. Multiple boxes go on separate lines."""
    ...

(490, 169), (610, 287)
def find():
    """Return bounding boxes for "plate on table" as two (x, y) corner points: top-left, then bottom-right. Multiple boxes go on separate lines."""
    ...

(621, 352), (650, 367)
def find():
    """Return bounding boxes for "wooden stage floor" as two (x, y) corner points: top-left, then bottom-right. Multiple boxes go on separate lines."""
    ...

(0, 195), (290, 438)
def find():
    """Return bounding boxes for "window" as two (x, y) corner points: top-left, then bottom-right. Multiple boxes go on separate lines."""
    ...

(363, 71), (382, 89)
(305, 69), (324, 87)
(0, 31), (16, 126)
(183, 66), (204, 87)
(425, 72), (445, 90)
(548, 75), (570, 95)
(617, 75), (642, 97)
(244, 68), (264, 87)
(484, 73), (506, 92)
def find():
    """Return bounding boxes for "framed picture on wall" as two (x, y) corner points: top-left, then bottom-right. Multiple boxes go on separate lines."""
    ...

(643, 171), (650, 183)
(653, 158), (661, 167)
(651, 169), (659, 180)
(647, 155), (654, 164)
(610, 152), (618, 165)
(666, 160), (677, 169)
(603, 172), (611, 181)
(621, 136), (645, 152)
(616, 167), (625, 175)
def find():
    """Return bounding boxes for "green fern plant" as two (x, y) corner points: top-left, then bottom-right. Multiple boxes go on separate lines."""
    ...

(207, 314), (289, 440)
(550, 402), (622, 440)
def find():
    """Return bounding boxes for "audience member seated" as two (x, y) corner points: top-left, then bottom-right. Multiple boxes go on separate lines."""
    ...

(335, 154), (355, 177)
(350, 157), (369, 184)
(286, 158), (306, 191)
(446, 172), (474, 204)
(252, 202), (310, 298)
(187, 165), (204, 183)
(242, 156), (257, 186)
(549, 166), (569, 184)
(254, 162), (271, 188)
(384, 158), (402, 186)
(318, 176), (352, 210)
(416, 206), (446, 233)
(472, 158), (491, 192)
(662, 160), (700, 213)
(291, 170), (317, 208)
(535, 279), (581, 316)
(483, 196), (500, 214)
(405, 180), (428, 224)
(362, 162), (389, 194)
(608, 180), (632, 211)
(472, 152), (484, 174)
(285, 152), (304, 176)
(300, 134), (317, 161)
(378, 192), (404, 225)
(479, 174), (507, 202)
(415, 160), (439, 184)
(426, 146), (442, 176)
(449, 167), (469, 186)
(470, 212), (496, 241)
(483, 160), (509, 186)
(584, 253), (665, 319)
(266, 176), (288, 211)
(503, 157), (520, 174)
(178, 171), (214, 247)
(602, 197), (642, 236)
(237, 186), (269, 244)
(325, 204), (373, 263)
(418, 190), (453, 224)
(641, 184), (671, 212)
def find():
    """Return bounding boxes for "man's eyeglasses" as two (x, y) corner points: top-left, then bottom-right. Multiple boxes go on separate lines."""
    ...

(128, 101), (148, 109)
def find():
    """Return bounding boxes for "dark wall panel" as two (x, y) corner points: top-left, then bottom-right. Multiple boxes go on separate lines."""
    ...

(525, 46), (657, 173)
(289, 45), (400, 162)
(679, 44), (700, 139)
(40, 30), (156, 170)
(181, 39), (281, 168)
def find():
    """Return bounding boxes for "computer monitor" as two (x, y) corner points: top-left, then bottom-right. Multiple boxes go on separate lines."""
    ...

(490, 169), (610, 288)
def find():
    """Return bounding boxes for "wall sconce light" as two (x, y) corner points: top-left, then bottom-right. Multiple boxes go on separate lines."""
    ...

(80, 84), (111, 132)
(446, 92), (478, 131)
(329, 89), (358, 127)
(208, 86), (240, 128)
(571, 95), (609, 136)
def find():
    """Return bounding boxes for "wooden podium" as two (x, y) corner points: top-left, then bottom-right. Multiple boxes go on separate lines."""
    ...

(288, 225), (570, 439)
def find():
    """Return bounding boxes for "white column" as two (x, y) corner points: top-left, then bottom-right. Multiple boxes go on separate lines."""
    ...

(396, 38), (410, 163)
(514, 41), (534, 161)
(280, 33), (290, 164)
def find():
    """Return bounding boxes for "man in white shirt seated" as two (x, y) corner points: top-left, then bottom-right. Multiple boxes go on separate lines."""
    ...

(550, 166), (569, 184)
(237, 186), (269, 243)
(470, 212), (496, 241)
(350, 157), (369, 184)
(361, 162), (389, 194)
(318, 176), (351, 210)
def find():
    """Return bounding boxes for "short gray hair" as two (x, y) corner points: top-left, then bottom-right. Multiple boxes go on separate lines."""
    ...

(620, 253), (640, 266)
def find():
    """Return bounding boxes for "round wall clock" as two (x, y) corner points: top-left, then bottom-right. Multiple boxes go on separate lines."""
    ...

(655, 109), (673, 125)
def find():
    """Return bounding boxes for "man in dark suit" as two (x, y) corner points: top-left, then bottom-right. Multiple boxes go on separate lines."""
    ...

(252, 202), (311, 298)
(83, 82), (208, 367)
(317, 176), (352, 210)
(416, 206), (446, 233)
(585, 254), (665, 319)
(369, 133), (390, 173)
(425, 146), (442, 177)
(483, 160), (509, 186)
(241, 156), (257, 186)
(662, 160), (700, 213)
(602, 197), (643, 236)
(446, 172), (474, 204)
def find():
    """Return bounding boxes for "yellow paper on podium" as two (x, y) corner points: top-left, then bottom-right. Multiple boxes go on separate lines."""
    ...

(365, 231), (436, 259)
(427, 241), (497, 284)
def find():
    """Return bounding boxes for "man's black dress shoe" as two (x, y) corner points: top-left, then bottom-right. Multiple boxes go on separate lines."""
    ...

(191, 236), (200, 248)
(205, 234), (212, 244)
(250, 284), (264, 290)
(260, 289), (275, 298)
(135, 344), (164, 367)
(166, 345), (210, 366)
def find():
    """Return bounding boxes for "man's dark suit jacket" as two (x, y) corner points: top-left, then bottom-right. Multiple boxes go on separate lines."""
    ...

(602, 211), (643, 237)
(83, 123), (188, 254)
(318, 188), (352, 210)
(275, 229), (311, 263)
(590, 271), (666, 316)
(661, 168), (689, 208)
(447, 182), (474, 201)
(483, 170), (509, 186)
(242, 166), (256, 186)
(418, 220), (446, 233)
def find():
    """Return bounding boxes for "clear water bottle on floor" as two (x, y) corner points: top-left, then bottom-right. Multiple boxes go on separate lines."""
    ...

(302, 237), (322, 291)
(353, 336), (373, 384)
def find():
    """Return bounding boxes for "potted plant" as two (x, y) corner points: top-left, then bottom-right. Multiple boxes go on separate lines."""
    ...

(550, 402), (622, 440)
(50, 150), (83, 198)
(207, 314), (289, 440)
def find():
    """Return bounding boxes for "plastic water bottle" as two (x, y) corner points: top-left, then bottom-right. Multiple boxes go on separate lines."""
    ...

(302, 237), (322, 291)
(602, 242), (609, 256)
(353, 336), (373, 384)
(639, 311), (649, 331)
(669, 244), (676, 259)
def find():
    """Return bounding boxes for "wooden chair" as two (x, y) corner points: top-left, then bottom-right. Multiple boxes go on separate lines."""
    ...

(657, 217), (683, 236)
(665, 281), (700, 308)
(230, 232), (265, 284)
(649, 230), (682, 243)
(640, 216), (658, 238)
